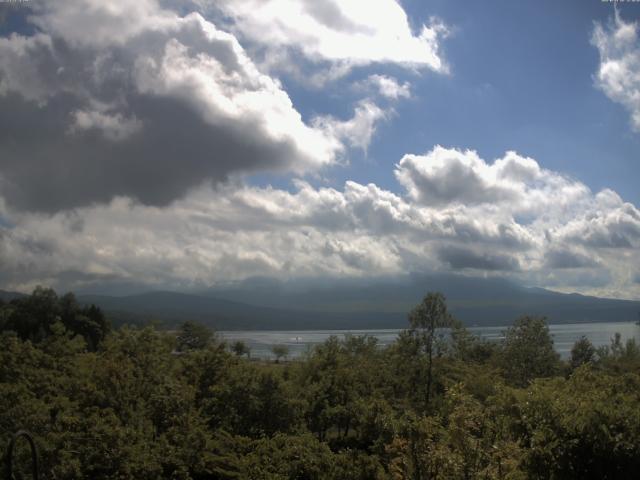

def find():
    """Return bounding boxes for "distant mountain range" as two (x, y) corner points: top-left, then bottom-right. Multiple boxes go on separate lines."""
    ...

(3, 274), (640, 330)
(0, 290), (25, 302)
(195, 274), (640, 329)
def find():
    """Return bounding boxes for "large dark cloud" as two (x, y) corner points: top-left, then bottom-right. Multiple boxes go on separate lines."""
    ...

(544, 248), (599, 269)
(0, 93), (305, 212)
(0, 4), (350, 213)
(436, 245), (520, 272)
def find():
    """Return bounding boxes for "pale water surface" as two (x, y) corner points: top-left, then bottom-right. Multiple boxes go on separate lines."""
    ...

(220, 322), (640, 360)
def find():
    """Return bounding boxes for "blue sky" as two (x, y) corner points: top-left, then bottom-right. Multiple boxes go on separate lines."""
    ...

(0, 0), (639, 299)
(271, 1), (640, 205)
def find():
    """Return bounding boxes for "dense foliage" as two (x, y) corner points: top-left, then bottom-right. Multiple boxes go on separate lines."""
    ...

(1, 289), (640, 479)
(0, 287), (109, 351)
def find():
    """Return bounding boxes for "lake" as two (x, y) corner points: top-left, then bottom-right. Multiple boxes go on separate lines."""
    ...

(219, 321), (640, 360)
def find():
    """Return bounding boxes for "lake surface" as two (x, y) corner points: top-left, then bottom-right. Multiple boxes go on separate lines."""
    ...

(219, 322), (640, 360)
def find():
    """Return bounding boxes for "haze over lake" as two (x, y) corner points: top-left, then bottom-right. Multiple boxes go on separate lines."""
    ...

(221, 321), (640, 360)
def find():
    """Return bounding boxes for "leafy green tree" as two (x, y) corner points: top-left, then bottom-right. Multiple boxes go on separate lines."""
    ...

(499, 316), (559, 387)
(231, 340), (251, 358)
(204, 361), (301, 437)
(297, 336), (370, 443)
(517, 368), (640, 479)
(450, 323), (497, 364)
(271, 344), (289, 363)
(386, 413), (446, 479)
(570, 335), (596, 369)
(3, 286), (60, 342)
(241, 433), (338, 479)
(179, 342), (233, 406)
(384, 329), (425, 408)
(176, 320), (212, 351)
(596, 332), (640, 373)
(408, 292), (456, 406)
(0, 288), (108, 350)
(59, 292), (109, 351)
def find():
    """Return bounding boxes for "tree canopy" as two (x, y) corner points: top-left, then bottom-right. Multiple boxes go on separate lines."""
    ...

(0, 287), (109, 350)
(176, 320), (213, 352)
(499, 315), (560, 387)
(1, 289), (639, 479)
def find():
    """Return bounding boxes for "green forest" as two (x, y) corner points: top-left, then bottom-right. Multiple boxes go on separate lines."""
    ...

(2, 288), (640, 479)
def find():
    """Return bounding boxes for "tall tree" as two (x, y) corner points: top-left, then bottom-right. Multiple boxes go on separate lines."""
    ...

(176, 321), (212, 352)
(408, 292), (455, 406)
(271, 344), (289, 363)
(500, 315), (559, 386)
(570, 335), (596, 370)
(231, 340), (251, 358)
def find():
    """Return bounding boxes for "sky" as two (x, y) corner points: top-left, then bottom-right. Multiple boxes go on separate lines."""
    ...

(0, 0), (639, 299)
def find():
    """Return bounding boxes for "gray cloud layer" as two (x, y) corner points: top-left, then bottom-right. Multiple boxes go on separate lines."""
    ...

(2, 146), (639, 299)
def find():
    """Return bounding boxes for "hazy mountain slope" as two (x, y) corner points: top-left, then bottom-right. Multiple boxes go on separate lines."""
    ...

(78, 291), (405, 330)
(0, 290), (27, 302)
(204, 274), (640, 325)
(75, 274), (640, 329)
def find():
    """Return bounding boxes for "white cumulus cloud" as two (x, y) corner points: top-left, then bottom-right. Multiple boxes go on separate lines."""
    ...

(313, 100), (387, 152)
(367, 74), (411, 99)
(592, 12), (640, 131)
(214, 0), (449, 72)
